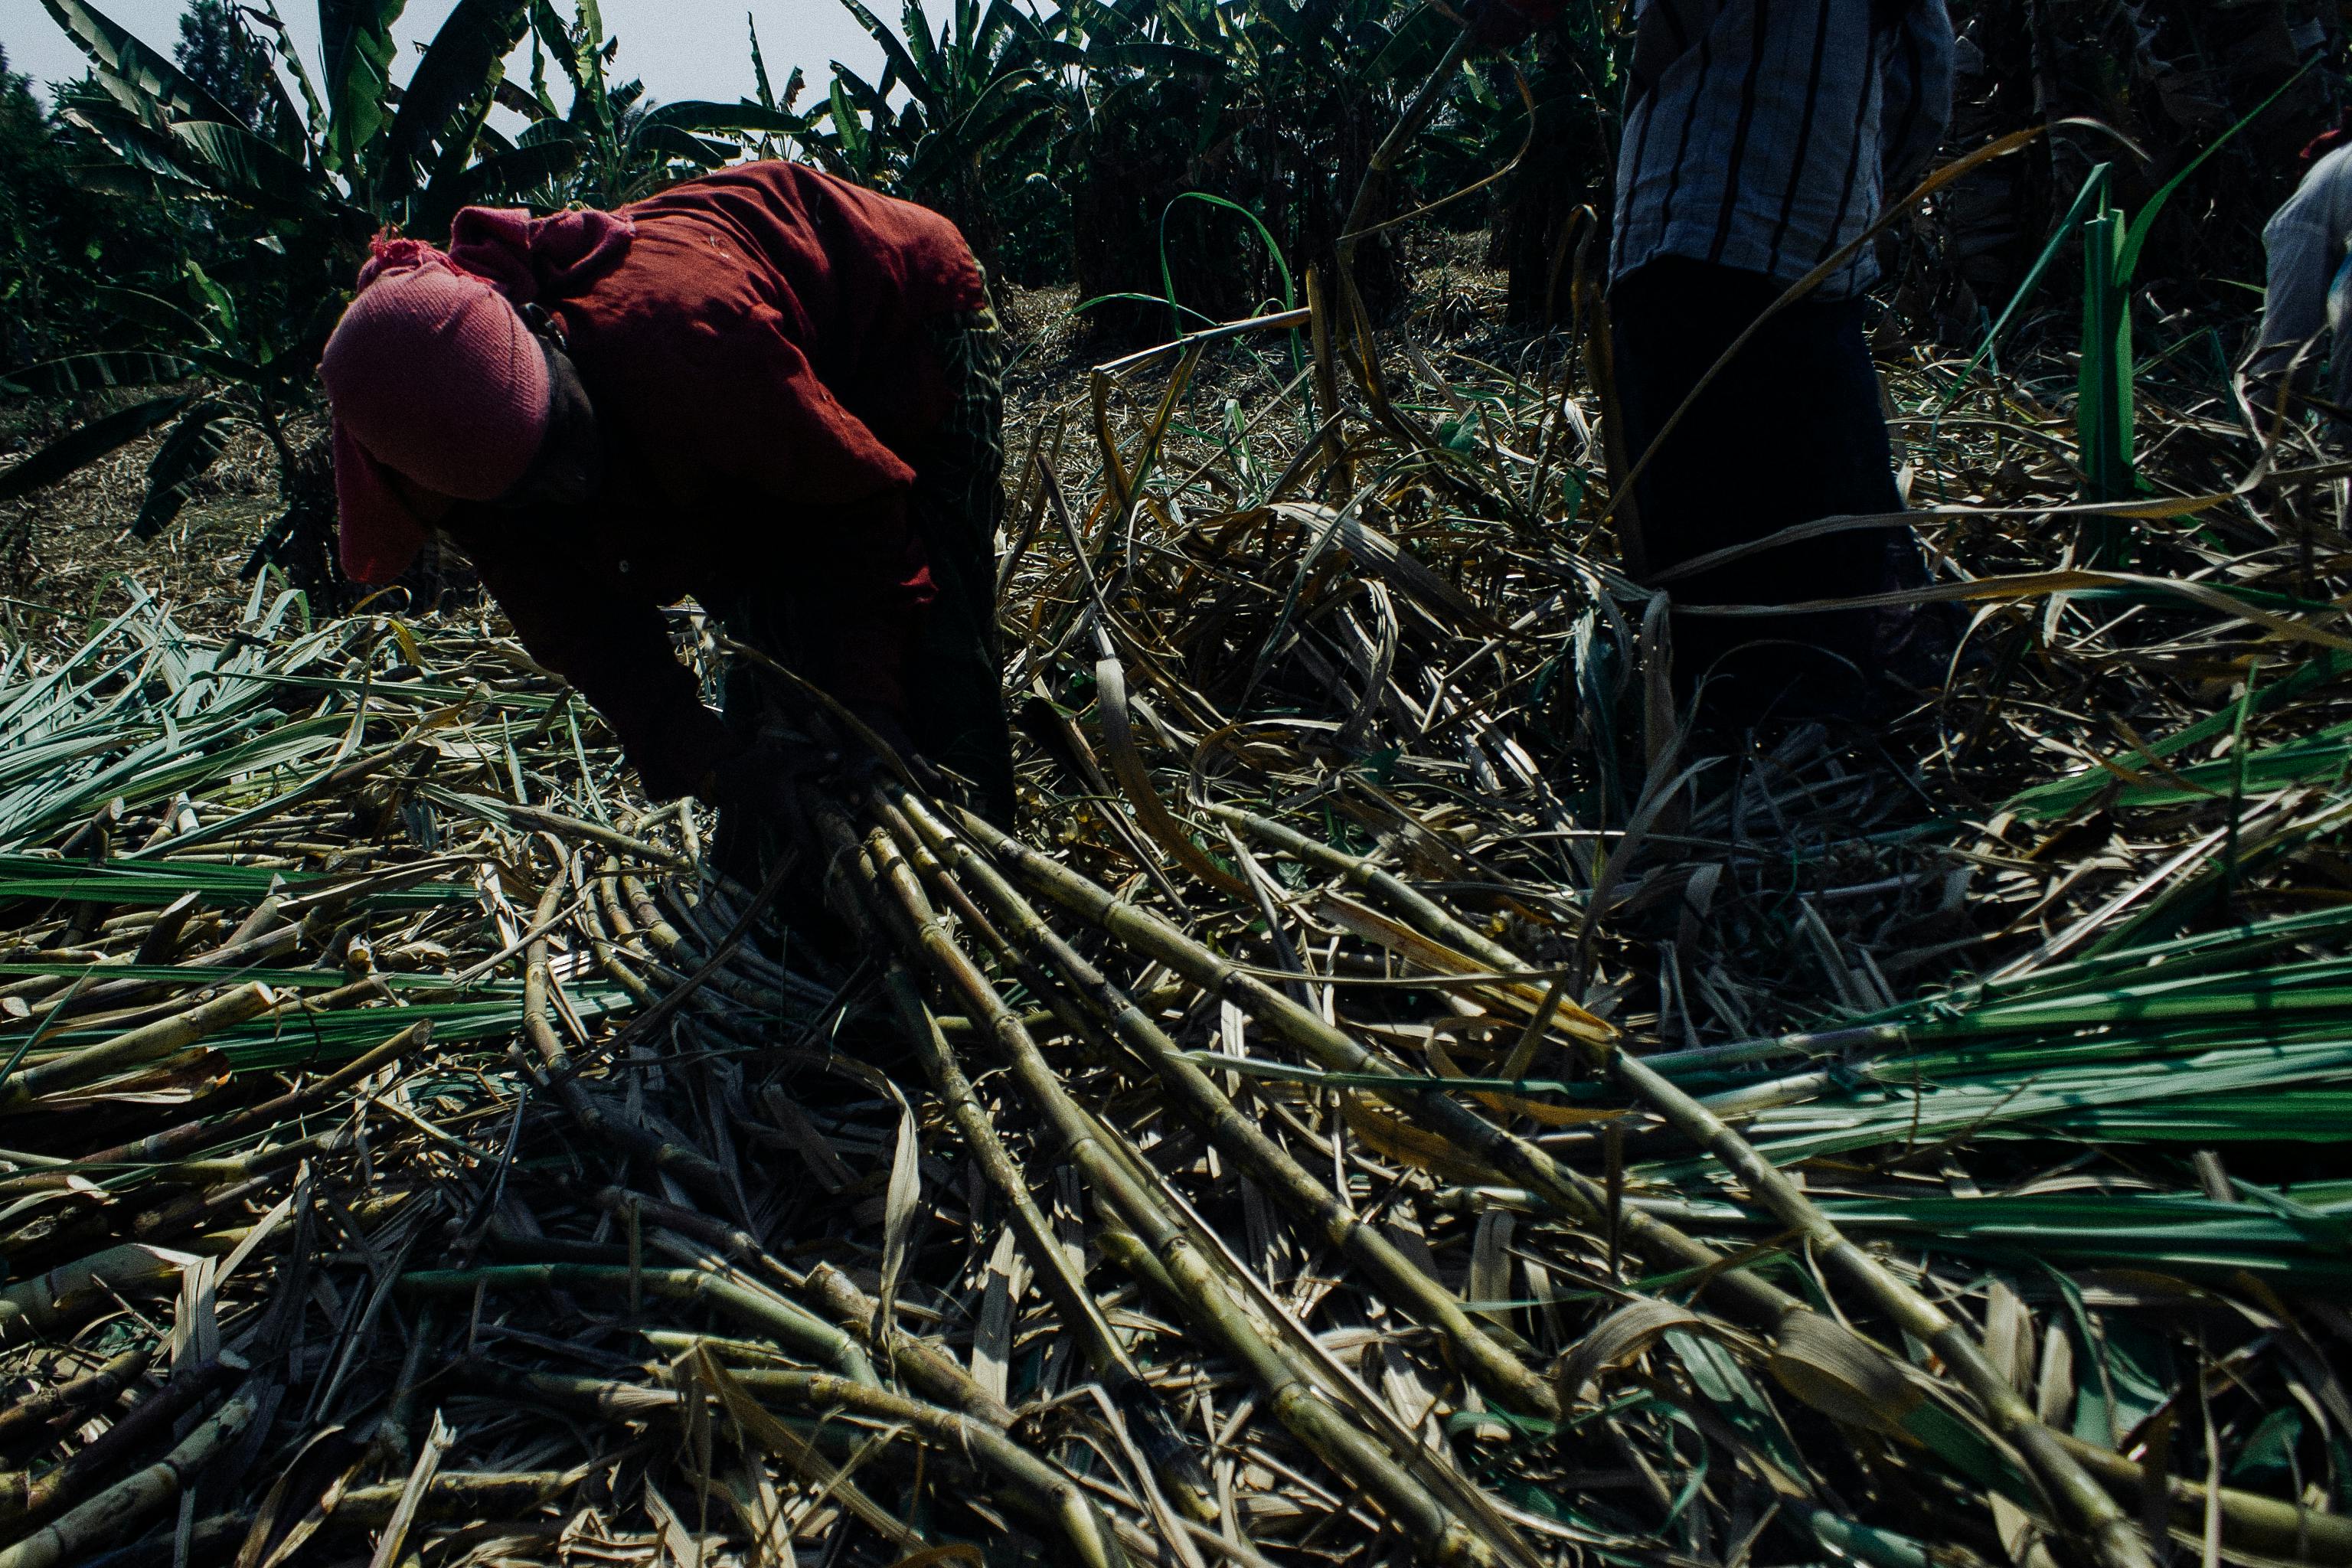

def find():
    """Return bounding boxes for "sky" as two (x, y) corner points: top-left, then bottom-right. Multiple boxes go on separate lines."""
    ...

(0, 0), (889, 113)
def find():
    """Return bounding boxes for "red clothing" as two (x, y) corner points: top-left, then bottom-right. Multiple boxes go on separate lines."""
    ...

(436, 162), (986, 800)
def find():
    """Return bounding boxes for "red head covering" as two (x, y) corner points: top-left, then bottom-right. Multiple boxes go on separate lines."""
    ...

(320, 213), (632, 583)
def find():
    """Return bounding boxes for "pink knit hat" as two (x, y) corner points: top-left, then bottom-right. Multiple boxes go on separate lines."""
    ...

(321, 240), (550, 582)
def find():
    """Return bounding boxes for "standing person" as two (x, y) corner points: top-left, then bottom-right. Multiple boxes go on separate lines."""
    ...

(1596, 0), (1955, 720)
(317, 160), (1016, 849)
(2249, 125), (2352, 417)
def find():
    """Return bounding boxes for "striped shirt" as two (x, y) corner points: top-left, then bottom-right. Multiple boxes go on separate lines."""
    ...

(1609, 0), (1955, 300)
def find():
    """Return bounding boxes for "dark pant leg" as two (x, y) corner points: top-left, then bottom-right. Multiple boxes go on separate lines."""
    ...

(1609, 257), (1909, 687)
(705, 589), (805, 883)
(906, 308), (1018, 821)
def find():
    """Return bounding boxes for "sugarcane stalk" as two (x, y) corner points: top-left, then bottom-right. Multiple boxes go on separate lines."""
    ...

(1217, 806), (2161, 1568)
(880, 952), (1223, 1521)
(0, 1344), (155, 1451)
(0, 1243), (195, 1339)
(2053, 1431), (2352, 1563)
(578, 863), (659, 1004)
(0, 1380), (260, 1568)
(519, 866), (733, 1200)
(947, 799), (2146, 1557)
(2, 983), (275, 1109)
(1613, 1053), (2155, 1568)
(617, 872), (799, 1014)
(887, 784), (1559, 1420)
(0, 1355), (242, 1535)
(469, 1361), (682, 1419)
(153, 1468), (593, 1547)
(398, 1265), (877, 1385)
(841, 805), (1503, 1568)
(439, 794), (689, 869)
(27, 1020), (430, 1178)
(112, 1469), (593, 1566)
(580, 1184), (1014, 1428)
(802, 1259), (1001, 1416)
(824, 806), (1218, 1520)
(736, 1367), (1136, 1568)
(950, 802), (1791, 1318)
(472, 1357), (933, 1550)
(585, 861), (781, 1054)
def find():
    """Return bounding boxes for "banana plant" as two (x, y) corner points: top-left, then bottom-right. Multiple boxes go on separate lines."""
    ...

(502, 0), (813, 208)
(803, 0), (1061, 287)
(1, 0), (573, 590)
(1051, 0), (1425, 333)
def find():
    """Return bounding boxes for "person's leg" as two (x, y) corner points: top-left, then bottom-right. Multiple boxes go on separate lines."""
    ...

(906, 304), (1018, 820)
(705, 586), (811, 882)
(1608, 257), (1919, 710)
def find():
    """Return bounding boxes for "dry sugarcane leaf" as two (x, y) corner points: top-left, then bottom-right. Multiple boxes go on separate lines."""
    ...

(680, 1344), (925, 1553)
(884, 1548), (984, 1567)
(1766, 1312), (1926, 1440)
(1553, 1298), (1745, 1403)
(233, 1424), (364, 1568)
(366, 1410), (452, 1568)
(970, 1227), (1026, 1406)
(1314, 890), (1614, 1044)
(1093, 655), (1251, 898)
(874, 1090), (924, 1348)
(1338, 1091), (1501, 1184)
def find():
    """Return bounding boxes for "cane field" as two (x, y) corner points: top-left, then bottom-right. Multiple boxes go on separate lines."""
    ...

(0, 2), (2347, 1566)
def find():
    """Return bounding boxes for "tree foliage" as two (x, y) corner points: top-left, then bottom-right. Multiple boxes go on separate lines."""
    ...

(7, 0), (2343, 583)
(172, 0), (278, 134)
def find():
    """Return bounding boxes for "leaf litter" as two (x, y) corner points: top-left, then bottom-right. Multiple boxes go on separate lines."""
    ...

(0, 292), (2347, 1568)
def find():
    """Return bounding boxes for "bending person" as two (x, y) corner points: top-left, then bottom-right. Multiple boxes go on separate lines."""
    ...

(2249, 125), (2352, 417)
(317, 160), (1015, 847)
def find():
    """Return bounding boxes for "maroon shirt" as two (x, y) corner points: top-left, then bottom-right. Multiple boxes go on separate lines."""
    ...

(437, 162), (986, 800)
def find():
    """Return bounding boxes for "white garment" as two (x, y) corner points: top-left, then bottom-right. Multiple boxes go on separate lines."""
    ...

(2252, 143), (2352, 383)
(1609, 0), (1955, 300)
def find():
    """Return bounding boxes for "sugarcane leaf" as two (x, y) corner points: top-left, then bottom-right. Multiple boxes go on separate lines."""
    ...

(873, 1093), (923, 1338)
(2072, 1315), (2173, 1448)
(1665, 1328), (1811, 1487)
(2230, 1406), (2305, 1485)
(0, 352), (196, 398)
(0, 395), (192, 504)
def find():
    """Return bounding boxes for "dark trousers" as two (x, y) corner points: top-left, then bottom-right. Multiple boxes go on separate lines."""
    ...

(1609, 256), (1913, 687)
(903, 307), (1018, 821)
(711, 308), (1017, 887)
